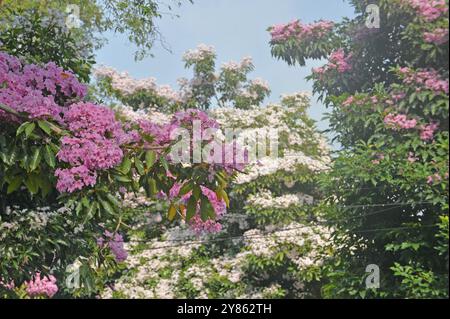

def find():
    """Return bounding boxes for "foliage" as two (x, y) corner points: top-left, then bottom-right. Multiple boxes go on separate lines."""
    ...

(99, 83), (333, 298)
(0, 51), (236, 298)
(269, 0), (449, 298)
(0, 0), (194, 61)
(0, 8), (95, 82)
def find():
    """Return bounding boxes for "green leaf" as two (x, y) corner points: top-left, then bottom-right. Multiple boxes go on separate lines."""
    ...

(113, 174), (132, 183)
(81, 196), (90, 208)
(106, 193), (120, 208)
(44, 145), (56, 168)
(145, 150), (156, 169)
(186, 196), (197, 222)
(7, 176), (22, 194)
(134, 156), (145, 175)
(37, 120), (52, 135)
(119, 157), (131, 174)
(217, 188), (230, 208)
(83, 201), (98, 224)
(193, 185), (201, 200)
(24, 122), (36, 138)
(16, 121), (30, 136)
(200, 195), (215, 221)
(24, 174), (39, 194)
(99, 197), (116, 216)
(37, 176), (52, 198)
(147, 177), (158, 196)
(29, 147), (42, 172)
(179, 182), (193, 196)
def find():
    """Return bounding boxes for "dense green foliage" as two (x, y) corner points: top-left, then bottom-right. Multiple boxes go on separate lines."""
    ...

(269, 0), (449, 298)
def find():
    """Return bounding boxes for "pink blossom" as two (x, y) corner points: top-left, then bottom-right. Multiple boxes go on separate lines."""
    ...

(420, 123), (439, 141)
(97, 231), (128, 262)
(168, 184), (227, 235)
(313, 49), (352, 76)
(55, 102), (132, 193)
(384, 113), (417, 130)
(0, 51), (86, 122)
(269, 20), (334, 43)
(25, 273), (58, 298)
(55, 166), (97, 193)
(424, 28), (449, 45)
(342, 96), (355, 107)
(405, 0), (448, 22)
(399, 67), (449, 94)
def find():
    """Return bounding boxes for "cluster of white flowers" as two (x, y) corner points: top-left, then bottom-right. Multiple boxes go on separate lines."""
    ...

(242, 222), (331, 269)
(115, 104), (172, 125)
(211, 103), (291, 128)
(234, 151), (329, 185)
(182, 44), (216, 63)
(100, 219), (331, 299)
(280, 92), (311, 107)
(94, 66), (182, 102)
(101, 228), (202, 298)
(246, 190), (314, 208)
(98, 85), (333, 299)
(0, 205), (76, 240)
(221, 56), (253, 72)
(121, 190), (153, 209)
(249, 78), (271, 91)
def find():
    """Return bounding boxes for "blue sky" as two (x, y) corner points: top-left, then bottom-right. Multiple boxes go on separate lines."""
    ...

(95, 0), (355, 132)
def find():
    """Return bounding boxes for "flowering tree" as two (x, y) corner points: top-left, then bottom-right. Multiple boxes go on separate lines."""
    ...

(98, 89), (333, 298)
(94, 44), (271, 111)
(0, 8), (95, 82)
(268, 0), (449, 298)
(0, 51), (238, 298)
(0, 0), (194, 61)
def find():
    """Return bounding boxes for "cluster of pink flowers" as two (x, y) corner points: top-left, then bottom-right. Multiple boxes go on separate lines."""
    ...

(172, 108), (220, 131)
(0, 51), (87, 121)
(420, 122), (439, 141)
(139, 109), (237, 171)
(427, 173), (443, 184)
(55, 103), (136, 193)
(391, 92), (407, 101)
(384, 113), (418, 130)
(168, 183), (227, 235)
(97, 230), (128, 262)
(55, 165), (97, 193)
(384, 114), (440, 142)
(188, 185), (226, 235)
(313, 49), (352, 75)
(24, 273), (58, 298)
(341, 94), (381, 109)
(138, 119), (176, 147)
(423, 28), (449, 45)
(398, 67), (449, 94)
(404, 0), (448, 22)
(269, 20), (334, 43)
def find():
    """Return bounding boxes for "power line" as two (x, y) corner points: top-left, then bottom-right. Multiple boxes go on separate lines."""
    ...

(354, 224), (438, 233)
(231, 201), (434, 222)
(125, 203), (438, 249)
(125, 223), (438, 251)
